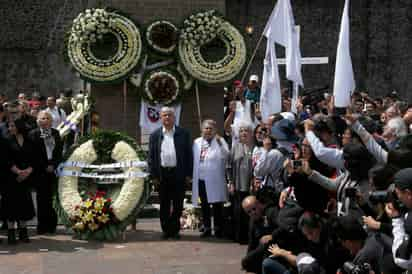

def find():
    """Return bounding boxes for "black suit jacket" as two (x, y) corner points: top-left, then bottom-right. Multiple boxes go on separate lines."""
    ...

(148, 126), (193, 184)
(28, 127), (63, 173)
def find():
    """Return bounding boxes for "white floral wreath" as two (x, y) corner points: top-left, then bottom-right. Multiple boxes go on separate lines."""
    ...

(146, 20), (178, 54)
(58, 140), (145, 222)
(68, 12), (142, 82)
(178, 21), (246, 84)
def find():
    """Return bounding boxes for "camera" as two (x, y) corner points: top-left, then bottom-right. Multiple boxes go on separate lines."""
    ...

(340, 262), (371, 274)
(369, 184), (405, 212)
(292, 160), (302, 169)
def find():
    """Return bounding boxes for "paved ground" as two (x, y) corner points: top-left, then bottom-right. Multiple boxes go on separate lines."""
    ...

(0, 219), (246, 274)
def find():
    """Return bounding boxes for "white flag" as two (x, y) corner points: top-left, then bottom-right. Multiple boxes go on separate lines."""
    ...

(263, 0), (303, 87)
(260, 38), (282, 122)
(333, 0), (356, 107)
(139, 101), (182, 133)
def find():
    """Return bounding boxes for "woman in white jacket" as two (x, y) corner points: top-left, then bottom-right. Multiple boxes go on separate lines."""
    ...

(192, 119), (230, 237)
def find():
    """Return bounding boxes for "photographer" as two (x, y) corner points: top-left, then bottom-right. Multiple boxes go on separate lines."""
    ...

(302, 143), (375, 217)
(241, 195), (279, 274)
(385, 168), (412, 270)
(334, 215), (384, 274)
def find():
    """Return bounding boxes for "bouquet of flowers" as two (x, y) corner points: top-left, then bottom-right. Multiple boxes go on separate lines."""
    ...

(72, 191), (115, 233)
(180, 10), (223, 47)
(71, 8), (111, 44)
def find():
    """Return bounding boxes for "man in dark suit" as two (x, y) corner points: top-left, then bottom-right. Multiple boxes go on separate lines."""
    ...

(28, 111), (63, 234)
(148, 106), (193, 239)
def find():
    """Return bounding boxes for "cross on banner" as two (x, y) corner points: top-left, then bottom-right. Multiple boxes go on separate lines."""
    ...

(276, 26), (329, 113)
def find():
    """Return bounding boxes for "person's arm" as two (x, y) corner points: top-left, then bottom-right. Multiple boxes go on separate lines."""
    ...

(268, 244), (297, 267)
(307, 170), (340, 192)
(217, 136), (230, 159)
(254, 150), (283, 177)
(351, 120), (387, 164)
(224, 110), (235, 134)
(392, 217), (412, 269)
(184, 130), (193, 179)
(305, 131), (345, 170)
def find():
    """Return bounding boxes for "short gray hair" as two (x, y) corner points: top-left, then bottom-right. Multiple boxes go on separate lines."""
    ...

(160, 106), (175, 115)
(236, 120), (253, 132)
(201, 119), (216, 129)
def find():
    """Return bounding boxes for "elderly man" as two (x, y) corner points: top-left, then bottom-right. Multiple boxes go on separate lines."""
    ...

(46, 96), (66, 129)
(28, 111), (63, 234)
(148, 107), (193, 239)
(192, 119), (229, 237)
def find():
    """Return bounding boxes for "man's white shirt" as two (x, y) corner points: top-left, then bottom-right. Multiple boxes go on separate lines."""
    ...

(160, 126), (177, 167)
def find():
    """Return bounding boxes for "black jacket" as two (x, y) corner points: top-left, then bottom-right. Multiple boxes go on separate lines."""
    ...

(28, 127), (63, 173)
(148, 126), (193, 183)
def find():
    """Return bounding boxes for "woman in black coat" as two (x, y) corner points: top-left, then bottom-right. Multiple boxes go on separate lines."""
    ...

(4, 119), (36, 244)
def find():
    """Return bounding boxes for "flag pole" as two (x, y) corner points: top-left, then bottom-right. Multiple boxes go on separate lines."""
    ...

(195, 81), (202, 132)
(240, 34), (265, 84)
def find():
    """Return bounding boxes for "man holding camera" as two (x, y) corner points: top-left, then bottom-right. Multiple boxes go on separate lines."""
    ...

(385, 168), (412, 270)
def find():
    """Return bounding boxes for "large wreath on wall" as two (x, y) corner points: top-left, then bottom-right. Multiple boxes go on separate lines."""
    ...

(146, 20), (179, 55)
(141, 69), (183, 105)
(178, 10), (247, 84)
(67, 9), (142, 83)
(55, 131), (150, 241)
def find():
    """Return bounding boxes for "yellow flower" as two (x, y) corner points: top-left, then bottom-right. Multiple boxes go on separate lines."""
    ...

(83, 210), (94, 222)
(84, 199), (93, 208)
(88, 222), (99, 231)
(73, 222), (85, 231)
(97, 214), (110, 224)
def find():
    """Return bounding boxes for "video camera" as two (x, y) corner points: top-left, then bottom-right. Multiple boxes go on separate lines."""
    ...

(339, 262), (371, 274)
(301, 85), (329, 107)
(369, 184), (406, 213)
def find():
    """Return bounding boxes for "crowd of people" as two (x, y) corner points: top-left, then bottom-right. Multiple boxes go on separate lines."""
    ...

(2, 75), (412, 274)
(149, 74), (412, 274)
(0, 90), (74, 244)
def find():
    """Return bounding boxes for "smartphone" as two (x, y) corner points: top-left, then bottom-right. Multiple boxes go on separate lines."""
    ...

(292, 160), (302, 169)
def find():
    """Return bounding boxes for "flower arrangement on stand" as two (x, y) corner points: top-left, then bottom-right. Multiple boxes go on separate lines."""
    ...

(67, 9), (142, 83)
(72, 191), (114, 234)
(55, 131), (150, 241)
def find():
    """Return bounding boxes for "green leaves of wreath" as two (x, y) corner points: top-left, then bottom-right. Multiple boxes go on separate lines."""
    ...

(54, 130), (150, 241)
(178, 10), (247, 84)
(67, 9), (143, 83)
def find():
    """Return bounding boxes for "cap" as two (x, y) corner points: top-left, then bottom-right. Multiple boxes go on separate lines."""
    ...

(393, 168), (412, 190)
(233, 80), (242, 87)
(249, 74), (259, 83)
(271, 119), (298, 142)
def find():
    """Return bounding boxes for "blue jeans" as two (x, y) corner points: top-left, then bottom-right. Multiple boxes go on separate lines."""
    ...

(262, 257), (291, 274)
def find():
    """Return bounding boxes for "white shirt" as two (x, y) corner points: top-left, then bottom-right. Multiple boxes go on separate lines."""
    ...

(46, 107), (66, 129)
(160, 126), (177, 167)
(198, 139), (212, 180)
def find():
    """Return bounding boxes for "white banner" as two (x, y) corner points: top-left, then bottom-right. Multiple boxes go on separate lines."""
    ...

(58, 160), (147, 170)
(58, 170), (149, 180)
